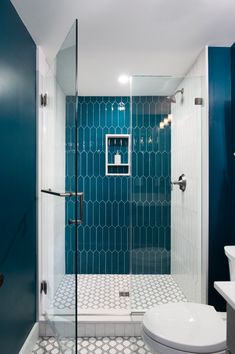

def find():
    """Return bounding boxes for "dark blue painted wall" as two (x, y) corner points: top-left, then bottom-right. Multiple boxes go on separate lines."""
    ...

(0, 1), (36, 353)
(208, 47), (232, 311)
(65, 96), (171, 274)
(231, 44), (235, 251)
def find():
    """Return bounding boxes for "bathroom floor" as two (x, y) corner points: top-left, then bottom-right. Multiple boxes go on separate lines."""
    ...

(52, 274), (186, 312)
(32, 336), (151, 354)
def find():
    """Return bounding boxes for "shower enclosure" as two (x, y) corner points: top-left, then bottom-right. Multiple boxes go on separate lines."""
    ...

(39, 21), (79, 352)
(130, 73), (205, 308)
(39, 21), (206, 351)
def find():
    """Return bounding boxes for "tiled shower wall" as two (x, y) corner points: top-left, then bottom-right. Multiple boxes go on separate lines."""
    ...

(66, 96), (171, 274)
(131, 97), (171, 274)
(171, 49), (206, 302)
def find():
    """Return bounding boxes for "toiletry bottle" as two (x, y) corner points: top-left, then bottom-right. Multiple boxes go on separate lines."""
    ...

(114, 151), (121, 165)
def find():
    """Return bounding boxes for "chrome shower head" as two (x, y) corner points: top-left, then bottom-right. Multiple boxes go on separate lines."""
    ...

(166, 95), (176, 103)
(166, 88), (184, 103)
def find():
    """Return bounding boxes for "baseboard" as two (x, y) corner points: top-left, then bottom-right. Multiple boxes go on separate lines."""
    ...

(18, 323), (39, 354)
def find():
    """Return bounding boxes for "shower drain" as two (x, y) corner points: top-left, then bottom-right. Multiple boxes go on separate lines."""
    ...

(119, 291), (130, 297)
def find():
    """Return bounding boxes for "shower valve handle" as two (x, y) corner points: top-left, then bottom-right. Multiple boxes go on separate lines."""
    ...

(171, 174), (186, 192)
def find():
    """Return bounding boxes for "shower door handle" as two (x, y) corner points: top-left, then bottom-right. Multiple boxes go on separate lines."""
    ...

(69, 192), (83, 225)
(41, 189), (82, 197)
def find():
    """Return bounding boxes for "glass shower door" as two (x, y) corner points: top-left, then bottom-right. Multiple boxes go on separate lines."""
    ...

(40, 21), (79, 353)
(130, 75), (203, 313)
(130, 77), (172, 313)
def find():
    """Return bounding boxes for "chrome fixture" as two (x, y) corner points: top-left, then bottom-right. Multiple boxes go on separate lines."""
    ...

(41, 189), (84, 224)
(171, 174), (186, 192)
(194, 97), (203, 105)
(166, 88), (184, 103)
(119, 291), (130, 297)
(41, 188), (83, 197)
(69, 192), (83, 225)
(40, 280), (47, 294)
(40, 93), (47, 107)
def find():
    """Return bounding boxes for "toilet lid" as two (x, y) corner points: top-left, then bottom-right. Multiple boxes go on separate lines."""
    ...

(143, 302), (226, 353)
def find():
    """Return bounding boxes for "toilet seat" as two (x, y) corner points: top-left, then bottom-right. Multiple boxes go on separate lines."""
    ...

(143, 302), (226, 353)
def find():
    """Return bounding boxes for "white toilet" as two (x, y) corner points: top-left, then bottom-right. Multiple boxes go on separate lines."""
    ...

(142, 246), (235, 354)
(224, 246), (235, 281)
(142, 302), (226, 354)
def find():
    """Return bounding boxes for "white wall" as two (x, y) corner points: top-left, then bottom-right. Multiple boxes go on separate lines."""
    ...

(37, 47), (66, 317)
(171, 48), (208, 303)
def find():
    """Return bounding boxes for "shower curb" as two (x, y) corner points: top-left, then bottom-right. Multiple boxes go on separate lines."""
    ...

(39, 316), (143, 337)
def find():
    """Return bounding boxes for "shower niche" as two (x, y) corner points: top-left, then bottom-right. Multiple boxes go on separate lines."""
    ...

(105, 134), (131, 176)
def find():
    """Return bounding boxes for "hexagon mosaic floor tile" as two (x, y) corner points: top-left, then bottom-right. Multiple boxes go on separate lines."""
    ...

(32, 336), (151, 354)
(51, 274), (186, 311)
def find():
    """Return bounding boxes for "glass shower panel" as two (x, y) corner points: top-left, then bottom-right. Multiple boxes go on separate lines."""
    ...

(40, 21), (78, 353)
(130, 75), (203, 313)
(74, 96), (131, 316)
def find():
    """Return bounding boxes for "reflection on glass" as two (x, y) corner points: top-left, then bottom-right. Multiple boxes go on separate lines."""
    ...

(41, 20), (78, 354)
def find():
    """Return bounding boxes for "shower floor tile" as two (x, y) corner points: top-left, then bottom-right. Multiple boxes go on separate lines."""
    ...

(52, 274), (186, 312)
(32, 336), (151, 354)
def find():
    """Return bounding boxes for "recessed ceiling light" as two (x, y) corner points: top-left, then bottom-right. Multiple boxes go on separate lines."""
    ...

(118, 75), (130, 84)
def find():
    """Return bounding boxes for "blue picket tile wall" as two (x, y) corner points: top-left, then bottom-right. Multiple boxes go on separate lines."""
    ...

(131, 96), (171, 274)
(66, 96), (171, 274)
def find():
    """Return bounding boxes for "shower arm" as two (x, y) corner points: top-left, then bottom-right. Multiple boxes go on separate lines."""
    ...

(175, 88), (184, 96)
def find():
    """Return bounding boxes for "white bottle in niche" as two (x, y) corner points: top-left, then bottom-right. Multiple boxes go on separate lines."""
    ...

(114, 151), (121, 165)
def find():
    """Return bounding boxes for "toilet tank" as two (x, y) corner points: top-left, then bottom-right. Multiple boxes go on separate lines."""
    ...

(224, 246), (235, 280)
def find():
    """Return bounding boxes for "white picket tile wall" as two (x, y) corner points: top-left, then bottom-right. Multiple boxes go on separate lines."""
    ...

(171, 49), (207, 302)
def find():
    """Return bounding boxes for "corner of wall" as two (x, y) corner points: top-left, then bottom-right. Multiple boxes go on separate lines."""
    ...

(36, 46), (49, 76)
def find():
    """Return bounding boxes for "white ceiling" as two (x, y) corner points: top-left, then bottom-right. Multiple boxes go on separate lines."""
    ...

(11, 0), (235, 96)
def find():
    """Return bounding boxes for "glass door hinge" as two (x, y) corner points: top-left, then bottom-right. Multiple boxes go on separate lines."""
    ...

(40, 280), (48, 295)
(40, 93), (47, 107)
